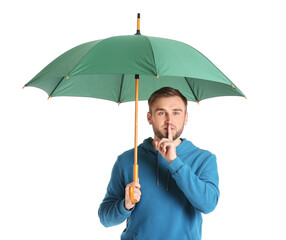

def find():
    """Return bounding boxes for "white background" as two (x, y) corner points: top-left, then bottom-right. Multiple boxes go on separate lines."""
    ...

(1, 0), (286, 239)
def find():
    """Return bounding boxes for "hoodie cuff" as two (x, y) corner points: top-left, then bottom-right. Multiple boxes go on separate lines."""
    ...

(168, 157), (184, 175)
(118, 199), (135, 216)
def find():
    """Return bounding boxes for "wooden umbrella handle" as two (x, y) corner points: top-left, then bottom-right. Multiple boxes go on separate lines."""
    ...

(129, 164), (139, 204)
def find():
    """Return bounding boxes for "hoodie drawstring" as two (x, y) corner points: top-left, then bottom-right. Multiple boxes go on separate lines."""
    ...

(156, 151), (171, 191)
(156, 151), (159, 186)
(166, 171), (170, 191)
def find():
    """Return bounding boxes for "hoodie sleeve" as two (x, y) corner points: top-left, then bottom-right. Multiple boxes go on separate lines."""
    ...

(168, 154), (219, 214)
(98, 158), (133, 227)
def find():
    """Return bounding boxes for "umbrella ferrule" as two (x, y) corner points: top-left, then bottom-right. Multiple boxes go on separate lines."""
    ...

(135, 13), (141, 35)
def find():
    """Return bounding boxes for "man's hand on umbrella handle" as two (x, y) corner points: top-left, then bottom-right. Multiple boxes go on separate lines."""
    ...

(125, 181), (141, 211)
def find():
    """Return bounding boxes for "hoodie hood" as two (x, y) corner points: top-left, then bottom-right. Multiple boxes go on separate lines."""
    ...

(139, 137), (197, 190)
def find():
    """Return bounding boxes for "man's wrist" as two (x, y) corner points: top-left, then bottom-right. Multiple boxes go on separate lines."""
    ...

(124, 200), (134, 211)
(167, 154), (177, 163)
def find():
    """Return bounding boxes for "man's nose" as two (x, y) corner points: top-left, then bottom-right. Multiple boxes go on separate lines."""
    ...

(165, 114), (173, 123)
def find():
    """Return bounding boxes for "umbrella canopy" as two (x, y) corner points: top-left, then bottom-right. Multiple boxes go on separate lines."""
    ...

(24, 33), (245, 103)
(23, 14), (245, 204)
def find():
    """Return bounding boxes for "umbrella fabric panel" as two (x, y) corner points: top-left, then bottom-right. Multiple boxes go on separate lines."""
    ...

(119, 75), (197, 103)
(26, 40), (102, 95)
(147, 36), (232, 84)
(69, 35), (157, 76)
(52, 74), (124, 102)
(26, 76), (64, 97)
(185, 77), (245, 101)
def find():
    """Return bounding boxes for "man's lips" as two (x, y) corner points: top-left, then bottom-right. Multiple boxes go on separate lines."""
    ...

(163, 126), (175, 130)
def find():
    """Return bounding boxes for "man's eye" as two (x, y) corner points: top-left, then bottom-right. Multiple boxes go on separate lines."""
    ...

(159, 112), (165, 116)
(174, 112), (179, 115)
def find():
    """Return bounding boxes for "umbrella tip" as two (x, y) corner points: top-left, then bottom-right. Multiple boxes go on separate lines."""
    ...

(196, 100), (199, 104)
(157, 75), (159, 79)
(118, 101), (120, 106)
(135, 13), (141, 35)
(48, 95), (51, 100)
(22, 85), (25, 89)
(245, 96), (247, 99)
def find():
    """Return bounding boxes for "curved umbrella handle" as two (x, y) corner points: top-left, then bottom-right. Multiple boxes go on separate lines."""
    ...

(129, 164), (139, 205)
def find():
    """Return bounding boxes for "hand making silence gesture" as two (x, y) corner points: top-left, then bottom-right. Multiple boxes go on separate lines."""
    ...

(154, 124), (178, 163)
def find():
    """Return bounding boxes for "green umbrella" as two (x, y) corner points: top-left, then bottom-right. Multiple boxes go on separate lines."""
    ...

(23, 13), (245, 204)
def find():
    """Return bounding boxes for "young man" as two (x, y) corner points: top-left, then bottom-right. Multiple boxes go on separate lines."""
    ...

(98, 87), (220, 240)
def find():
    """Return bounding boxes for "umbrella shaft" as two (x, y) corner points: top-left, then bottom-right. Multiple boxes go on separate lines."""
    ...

(134, 76), (139, 181)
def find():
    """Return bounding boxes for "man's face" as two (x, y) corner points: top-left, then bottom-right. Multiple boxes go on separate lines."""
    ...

(147, 96), (188, 141)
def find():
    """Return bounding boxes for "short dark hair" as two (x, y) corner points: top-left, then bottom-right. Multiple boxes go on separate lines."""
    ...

(148, 87), (187, 114)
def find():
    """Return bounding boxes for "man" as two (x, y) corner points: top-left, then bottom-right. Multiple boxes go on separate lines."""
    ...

(98, 87), (219, 240)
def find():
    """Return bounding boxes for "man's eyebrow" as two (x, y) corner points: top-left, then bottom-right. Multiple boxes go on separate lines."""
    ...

(154, 108), (166, 112)
(154, 108), (183, 112)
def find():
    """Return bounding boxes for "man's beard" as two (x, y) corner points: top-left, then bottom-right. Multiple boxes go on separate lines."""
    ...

(153, 124), (184, 141)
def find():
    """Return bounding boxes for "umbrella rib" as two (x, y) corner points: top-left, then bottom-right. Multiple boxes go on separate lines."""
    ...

(143, 36), (158, 76)
(184, 77), (199, 102)
(49, 76), (66, 98)
(118, 74), (125, 103)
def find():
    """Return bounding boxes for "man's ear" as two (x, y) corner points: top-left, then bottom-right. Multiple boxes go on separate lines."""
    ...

(147, 112), (152, 125)
(184, 112), (188, 126)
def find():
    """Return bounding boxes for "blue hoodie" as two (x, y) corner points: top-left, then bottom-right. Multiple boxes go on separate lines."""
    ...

(98, 138), (219, 240)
